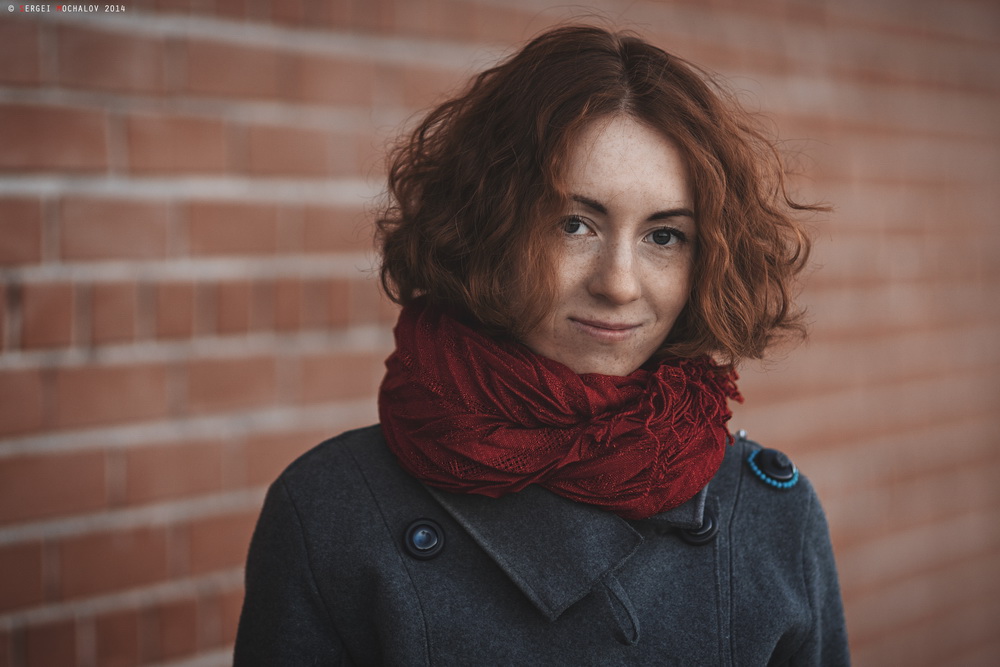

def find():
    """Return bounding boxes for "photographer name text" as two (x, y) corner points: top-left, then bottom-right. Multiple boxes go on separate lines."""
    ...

(14, 4), (127, 12)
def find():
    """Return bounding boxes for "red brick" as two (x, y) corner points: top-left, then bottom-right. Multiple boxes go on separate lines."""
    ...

(244, 430), (328, 486)
(155, 281), (195, 339)
(301, 278), (351, 329)
(0, 199), (43, 264)
(216, 587), (245, 645)
(335, 0), (393, 32)
(184, 356), (276, 415)
(60, 197), (170, 261)
(249, 279), (276, 331)
(143, 598), (198, 661)
(186, 511), (257, 574)
(187, 202), (278, 255)
(394, 0), (477, 40)
(732, 327), (997, 406)
(185, 40), (279, 99)
(216, 280), (252, 334)
(0, 542), (43, 612)
(246, 124), (331, 177)
(298, 350), (381, 403)
(58, 26), (164, 93)
(126, 113), (227, 173)
(835, 478), (1000, 589)
(469, 1), (540, 42)
(399, 64), (466, 110)
(359, 134), (385, 178)
(808, 228), (995, 288)
(0, 104), (107, 172)
(302, 206), (369, 254)
(0, 450), (107, 524)
(95, 609), (140, 667)
(54, 363), (169, 429)
(0, 369), (44, 436)
(269, 0), (306, 24)
(155, 0), (201, 12)
(287, 54), (375, 106)
(378, 291), (401, 324)
(275, 207), (304, 252)
(125, 440), (224, 504)
(0, 21), (39, 85)
(213, 0), (249, 19)
(321, 0), (356, 28)
(847, 551), (1000, 659)
(352, 129), (384, 176)
(20, 282), (74, 349)
(273, 279), (302, 331)
(58, 526), (170, 599)
(24, 619), (76, 667)
(949, 634), (1000, 667)
(91, 282), (138, 344)
(195, 282), (214, 336)
(193, 593), (223, 649)
(350, 277), (392, 326)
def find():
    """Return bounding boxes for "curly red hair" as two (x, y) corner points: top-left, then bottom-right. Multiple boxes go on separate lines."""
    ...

(377, 25), (819, 366)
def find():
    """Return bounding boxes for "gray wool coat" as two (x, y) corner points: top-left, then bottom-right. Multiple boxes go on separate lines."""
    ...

(234, 425), (850, 666)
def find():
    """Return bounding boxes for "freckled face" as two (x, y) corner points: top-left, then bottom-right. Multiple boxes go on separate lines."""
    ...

(521, 115), (695, 376)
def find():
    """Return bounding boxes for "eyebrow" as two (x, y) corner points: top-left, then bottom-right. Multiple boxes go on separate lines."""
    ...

(570, 194), (695, 221)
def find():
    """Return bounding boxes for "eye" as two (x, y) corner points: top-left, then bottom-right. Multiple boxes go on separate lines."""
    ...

(648, 227), (687, 246)
(562, 215), (591, 236)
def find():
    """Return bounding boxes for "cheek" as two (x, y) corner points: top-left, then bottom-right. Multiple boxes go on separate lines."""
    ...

(548, 252), (588, 307)
(652, 258), (693, 318)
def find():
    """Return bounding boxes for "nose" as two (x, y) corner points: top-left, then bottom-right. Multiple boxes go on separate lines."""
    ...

(586, 242), (641, 305)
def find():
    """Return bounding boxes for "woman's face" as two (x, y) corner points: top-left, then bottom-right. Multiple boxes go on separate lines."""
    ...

(521, 115), (695, 376)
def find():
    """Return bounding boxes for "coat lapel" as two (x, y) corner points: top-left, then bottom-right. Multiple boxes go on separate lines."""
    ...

(642, 484), (708, 531)
(426, 483), (708, 621)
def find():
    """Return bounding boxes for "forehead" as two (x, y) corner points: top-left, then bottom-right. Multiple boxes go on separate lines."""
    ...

(563, 116), (691, 205)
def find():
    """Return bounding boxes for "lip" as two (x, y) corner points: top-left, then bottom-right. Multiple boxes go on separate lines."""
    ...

(570, 317), (642, 342)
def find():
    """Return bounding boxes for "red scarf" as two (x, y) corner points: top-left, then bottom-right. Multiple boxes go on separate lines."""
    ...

(378, 299), (742, 520)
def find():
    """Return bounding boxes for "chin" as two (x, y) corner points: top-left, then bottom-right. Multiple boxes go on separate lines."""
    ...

(566, 358), (641, 377)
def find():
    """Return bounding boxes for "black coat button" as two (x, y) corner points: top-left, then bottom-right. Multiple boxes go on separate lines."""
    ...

(403, 519), (445, 560)
(680, 507), (718, 546)
(747, 448), (800, 489)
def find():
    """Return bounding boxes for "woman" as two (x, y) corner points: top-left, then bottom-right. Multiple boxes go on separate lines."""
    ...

(235, 25), (849, 666)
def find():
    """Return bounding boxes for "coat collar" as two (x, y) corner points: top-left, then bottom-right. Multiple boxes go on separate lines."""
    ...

(426, 484), (709, 620)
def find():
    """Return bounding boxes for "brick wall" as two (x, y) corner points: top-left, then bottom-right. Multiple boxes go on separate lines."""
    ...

(1, 1), (997, 665)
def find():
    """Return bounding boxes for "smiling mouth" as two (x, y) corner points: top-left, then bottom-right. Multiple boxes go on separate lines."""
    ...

(570, 318), (641, 341)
